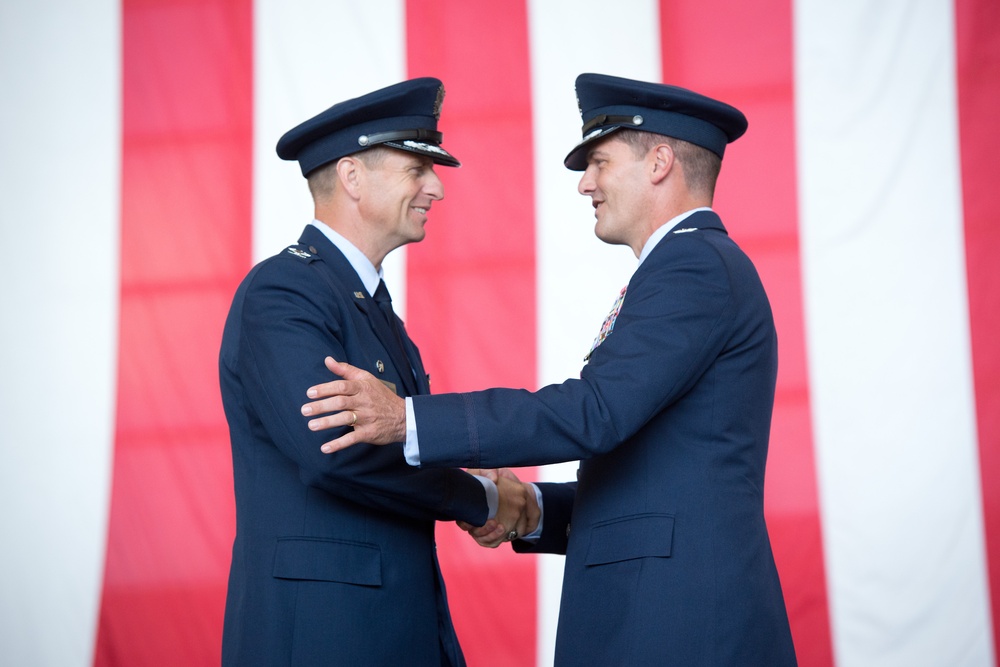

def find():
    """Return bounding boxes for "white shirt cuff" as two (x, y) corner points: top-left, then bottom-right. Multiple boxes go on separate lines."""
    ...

(519, 483), (543, 542)
(473, 476), (499, 519)
(403, 397), (420, 466)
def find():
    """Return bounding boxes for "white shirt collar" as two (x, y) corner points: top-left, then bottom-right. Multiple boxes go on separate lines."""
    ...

(637, 207), (712, 266)
(309, 219), (383, 296)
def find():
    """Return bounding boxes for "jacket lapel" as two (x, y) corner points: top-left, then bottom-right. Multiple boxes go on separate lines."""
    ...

(354, 292), (419, 396)
(298, 226), (420, 397)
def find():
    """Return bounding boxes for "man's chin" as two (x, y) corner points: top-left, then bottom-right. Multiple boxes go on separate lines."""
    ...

(594, 222), (614, 244)
(594, 226), (629, 248)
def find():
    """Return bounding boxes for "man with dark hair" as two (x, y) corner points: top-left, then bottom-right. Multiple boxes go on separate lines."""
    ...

(301, 73), (797, 666)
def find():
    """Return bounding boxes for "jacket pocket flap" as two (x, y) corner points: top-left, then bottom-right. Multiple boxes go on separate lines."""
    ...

(585, 514), (674, 566)
(272, 537), (382, 586)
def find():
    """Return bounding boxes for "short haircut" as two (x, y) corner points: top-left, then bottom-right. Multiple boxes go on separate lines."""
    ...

(616, 129), (722, 199)
(306, 146), (393, 202)
(306, 160), (338, 202)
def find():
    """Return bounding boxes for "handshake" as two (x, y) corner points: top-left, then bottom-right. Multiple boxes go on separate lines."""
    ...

(459, 468), (540, 549)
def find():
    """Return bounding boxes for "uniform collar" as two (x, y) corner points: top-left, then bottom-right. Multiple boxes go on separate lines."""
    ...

(309, 219), (383, 296)
(638, 207), (713, 266)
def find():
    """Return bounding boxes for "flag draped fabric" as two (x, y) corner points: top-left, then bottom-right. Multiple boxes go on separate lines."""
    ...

(1, 1), (997, 665)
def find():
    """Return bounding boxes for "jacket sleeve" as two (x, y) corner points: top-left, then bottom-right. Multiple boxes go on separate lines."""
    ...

(221, 255), (489, 526)
(411, 233), (738, 469)
(512, 482), (577, 555)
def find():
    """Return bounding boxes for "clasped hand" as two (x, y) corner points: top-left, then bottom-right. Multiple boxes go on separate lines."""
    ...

(457, 468), (540, 548)
(301, 358), (540, 548)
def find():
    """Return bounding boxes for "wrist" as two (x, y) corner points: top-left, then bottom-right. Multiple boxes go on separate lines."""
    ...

(524, 482), (541, 534)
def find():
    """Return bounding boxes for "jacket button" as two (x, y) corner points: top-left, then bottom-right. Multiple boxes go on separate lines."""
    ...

(566, 523), (571, 538)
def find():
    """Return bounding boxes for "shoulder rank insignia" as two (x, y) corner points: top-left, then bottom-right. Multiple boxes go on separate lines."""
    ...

(285, 247), (312, 259)
(673, 227), (698, 234)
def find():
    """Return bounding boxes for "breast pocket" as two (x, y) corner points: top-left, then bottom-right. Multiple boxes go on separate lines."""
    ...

(585, 513), (675, 566)
(272, 537), (382, 586)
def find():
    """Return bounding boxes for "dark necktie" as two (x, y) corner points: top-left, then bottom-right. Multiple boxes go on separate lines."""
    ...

(373, 279), (414, 380)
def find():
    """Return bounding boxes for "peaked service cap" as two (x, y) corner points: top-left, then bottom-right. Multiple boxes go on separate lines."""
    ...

(277, 77), (460, 176)
(564, 73), (748, 171)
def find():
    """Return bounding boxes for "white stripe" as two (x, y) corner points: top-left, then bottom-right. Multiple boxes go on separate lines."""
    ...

(795, 1), (994, 665)
(253, 0), (409, 313)
(0, 2), (120, 666)
(528, 1), (661, 663)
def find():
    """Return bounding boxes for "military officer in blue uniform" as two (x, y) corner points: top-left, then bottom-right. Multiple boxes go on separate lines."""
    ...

(218, 77), (532, 666)
(300, 73), (798, 666)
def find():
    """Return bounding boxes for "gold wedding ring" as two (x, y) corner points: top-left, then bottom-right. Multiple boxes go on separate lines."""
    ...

(349, 411), (357, 427)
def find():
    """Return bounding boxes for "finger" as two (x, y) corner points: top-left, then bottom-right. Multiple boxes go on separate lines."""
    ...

(319, 431), (363, 454)
(305, 377), (358, 401)
(305, 414), (345, 432)
(301, 395), (352, 417)
(474, 523), (508, 544)
(467, 519), (500, 538)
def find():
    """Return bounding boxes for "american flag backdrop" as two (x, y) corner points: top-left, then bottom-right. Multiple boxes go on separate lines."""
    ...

(1, 0), (998, 665)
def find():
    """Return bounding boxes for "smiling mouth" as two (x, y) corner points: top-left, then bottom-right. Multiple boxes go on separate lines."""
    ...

(414, 207), (429, 215)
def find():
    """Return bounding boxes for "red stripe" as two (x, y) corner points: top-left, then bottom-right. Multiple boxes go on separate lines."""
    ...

(955, 0), (1000, 655)
(94, 0), (250, 663)
(658, 1), (834, 664)
(405, 1), (538, 664)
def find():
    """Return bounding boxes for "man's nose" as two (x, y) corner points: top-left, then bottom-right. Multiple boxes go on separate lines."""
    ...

(425, 169), (444, 199)
(578, 167), (596, 195)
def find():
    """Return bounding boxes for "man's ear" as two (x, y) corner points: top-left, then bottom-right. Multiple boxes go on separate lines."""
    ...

(336, 156), (363, 199)
(650, 143), (674, 185)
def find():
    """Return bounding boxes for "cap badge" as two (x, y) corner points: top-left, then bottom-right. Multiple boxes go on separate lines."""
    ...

(433, 85), (445, 120)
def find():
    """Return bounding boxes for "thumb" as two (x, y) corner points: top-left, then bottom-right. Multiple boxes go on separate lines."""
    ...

(497, 468), (520, 483)
(467, 468), (499, 483)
